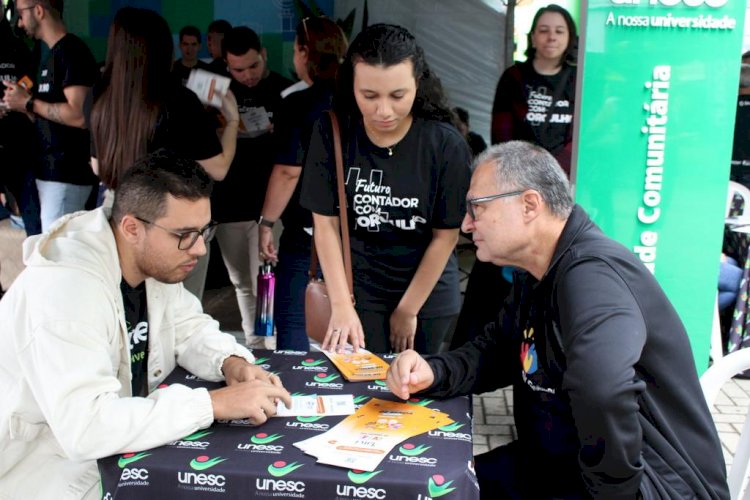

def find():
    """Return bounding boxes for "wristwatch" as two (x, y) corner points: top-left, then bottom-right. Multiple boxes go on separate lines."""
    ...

(258, 216), (275, 228)
(25, 98), (34, 113)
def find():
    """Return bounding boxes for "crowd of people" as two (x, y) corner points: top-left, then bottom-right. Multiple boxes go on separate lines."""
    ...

(0, 1), (733, 499)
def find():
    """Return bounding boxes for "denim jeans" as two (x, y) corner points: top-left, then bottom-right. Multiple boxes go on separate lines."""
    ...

(274, 246), (311, 351)
(35, 180), (93, 232)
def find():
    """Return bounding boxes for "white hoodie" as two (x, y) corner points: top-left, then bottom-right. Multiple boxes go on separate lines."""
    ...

(0, 208), (254, 499)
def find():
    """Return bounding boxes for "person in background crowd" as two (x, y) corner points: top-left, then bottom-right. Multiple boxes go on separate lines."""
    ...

(491, 3), (577, 176)
(387, 141), (729, 499)
(258, 16), (348, 351)
(3, 0), (99, 232)
(206, 19), (231, 75)
(172, 25), (209, 86)
(742, 50), (750, 65)
(0, 150), (291, 499)
(730, 63), (750, 188)
(215, 26), (292, 345)
(453, 106), (487, 158)
(0, 1), (41, 235)
(90, 7), (239, 301)
(300, 24), (471, 355)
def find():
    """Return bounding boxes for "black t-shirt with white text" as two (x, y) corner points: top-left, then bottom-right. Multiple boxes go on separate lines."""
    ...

(172, 58), (210, 87)
(300, 116), (471, 316)
(34, 33), (98, 185)
(120, 279), (149, 396)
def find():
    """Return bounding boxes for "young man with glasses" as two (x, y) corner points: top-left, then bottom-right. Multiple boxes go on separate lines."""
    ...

(0, 150), (291, 499)
(387, 141), (729, 499)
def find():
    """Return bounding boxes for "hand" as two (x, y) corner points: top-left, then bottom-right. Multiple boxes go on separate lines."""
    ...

(2, 80), (31, 113)
(386, 349), (435, 400)
(219, 89), (239, 124)
(209, 380), (292, 424)
(222, 355), (282, 388)
(389, 306), (417, 353)
(322, 303), (365, 353)
(258, 225), (278, 263)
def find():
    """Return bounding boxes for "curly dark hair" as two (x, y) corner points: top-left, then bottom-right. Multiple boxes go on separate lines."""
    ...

(334, 23), (454, 125)
(525, 4), (578, 66)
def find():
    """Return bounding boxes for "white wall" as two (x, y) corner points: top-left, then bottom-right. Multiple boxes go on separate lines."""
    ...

(334, 0), (506, 143)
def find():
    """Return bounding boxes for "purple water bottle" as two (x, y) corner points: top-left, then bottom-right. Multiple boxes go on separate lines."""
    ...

(254, 263), (275, 337)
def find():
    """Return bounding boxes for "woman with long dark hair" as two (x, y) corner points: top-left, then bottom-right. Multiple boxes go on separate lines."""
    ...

(258, 16), (348, 351)
(491, 4), (577, 175)
(300, 23), (471, 354)
(90, 7), (239, 190)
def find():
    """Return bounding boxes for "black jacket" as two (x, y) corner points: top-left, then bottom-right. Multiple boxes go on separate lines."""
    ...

(428, 205), (729, 499)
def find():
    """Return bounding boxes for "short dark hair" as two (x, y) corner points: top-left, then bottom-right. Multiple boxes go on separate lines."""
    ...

(223, 26), (262, 59)
(37, 0), (63, 18)
(208, 19), (231, 35)
(111, 149), (213, 224)
(179, 25), (201, 43)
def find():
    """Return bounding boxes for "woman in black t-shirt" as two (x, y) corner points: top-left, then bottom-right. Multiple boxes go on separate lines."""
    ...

(258, 17), (347, 352)
(300, 24), (471, 354)
(491, 4), (577, 176)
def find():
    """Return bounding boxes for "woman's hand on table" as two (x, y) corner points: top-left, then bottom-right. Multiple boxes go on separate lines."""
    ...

(386, 349), (435, 400)
(389, 306), (417, 353)
(322, 303), (365, 353)
(210, 380), (292, 424)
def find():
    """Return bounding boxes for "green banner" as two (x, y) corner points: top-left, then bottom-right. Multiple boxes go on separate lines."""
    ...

(574, 0), (745, 370)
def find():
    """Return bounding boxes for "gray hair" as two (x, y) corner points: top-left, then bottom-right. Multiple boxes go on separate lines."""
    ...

(473, 141), (573, 219)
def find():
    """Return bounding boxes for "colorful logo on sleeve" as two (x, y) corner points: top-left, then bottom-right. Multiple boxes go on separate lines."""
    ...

(189, 455), (227, 470)
(520, 327), (538, 375)
(398, 443), (431, 456)
(251, 433), (283, 444)
(428, 474), (456, 497)
(267, 460), (304, 477)
(347, 469), (382, 484)
(118, 452), (150, 468)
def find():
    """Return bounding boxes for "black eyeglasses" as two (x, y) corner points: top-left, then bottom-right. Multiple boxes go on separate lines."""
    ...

(136, 217), (218, 250)
(466, 190), (525, 220)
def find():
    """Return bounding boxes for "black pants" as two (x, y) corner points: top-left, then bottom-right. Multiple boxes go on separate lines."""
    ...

(356, 308), (456, 354)
(475, 442), (584, 499)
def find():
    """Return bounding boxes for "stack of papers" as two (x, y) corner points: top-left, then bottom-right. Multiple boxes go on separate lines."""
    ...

(323, 346), (391, 381)
(294, 398), (453, 471)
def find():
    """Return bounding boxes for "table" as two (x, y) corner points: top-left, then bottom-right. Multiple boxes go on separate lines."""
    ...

(98, 349), (480, 499)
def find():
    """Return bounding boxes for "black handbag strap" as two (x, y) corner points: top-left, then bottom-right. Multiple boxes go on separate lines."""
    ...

(309, 112), (354, 298)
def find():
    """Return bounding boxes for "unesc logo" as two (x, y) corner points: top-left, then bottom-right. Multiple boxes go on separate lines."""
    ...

(389, 443), (437, 467)
(304, 372), (343, 389)
(415, 474), (456, 499)
(118, 467), (150, 487)
(366, 379), (390, 393)
(336, 469), (387, 498)
(167, 430), (212, 449)
(428, 422), (471, 442)
(285, 415), (331, 431)
(293, 358), (328, 372)
(237, 432), (284, 453)
(255, 461), (306, 496)
(177, 456), (227, 492)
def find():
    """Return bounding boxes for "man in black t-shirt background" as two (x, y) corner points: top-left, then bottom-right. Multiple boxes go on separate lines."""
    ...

(212, 27), (292, 345)
(731, 63), (750, 188)
(172, 25), (209, 86)
(206, 19), (231, 76)
(3, 0), (98, 232)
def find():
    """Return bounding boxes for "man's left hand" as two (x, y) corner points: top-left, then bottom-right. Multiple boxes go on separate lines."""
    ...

(222, 355), (282, 388)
